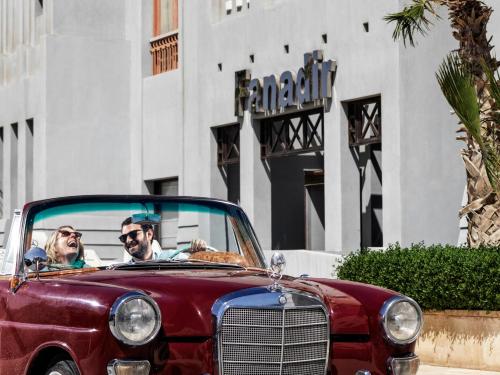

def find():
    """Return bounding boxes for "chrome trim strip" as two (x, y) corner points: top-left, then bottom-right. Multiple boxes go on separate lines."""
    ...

(379, 295), (423, 346)
(221, 339), (329, 346)
(222, 321), (328, 328)
(224, 358), (327, 365)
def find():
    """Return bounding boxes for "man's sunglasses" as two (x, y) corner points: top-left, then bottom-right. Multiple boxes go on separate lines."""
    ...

(58, 230), (82, 239)
(119, 229), (143, 244)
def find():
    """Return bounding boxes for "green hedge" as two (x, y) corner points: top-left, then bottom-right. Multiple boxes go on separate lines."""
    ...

(336, 243), (500, 311)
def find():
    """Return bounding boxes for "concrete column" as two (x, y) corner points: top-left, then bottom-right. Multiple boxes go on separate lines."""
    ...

(14, 0), (22, 49)
(382, 88), (402, 246)
(239, 111), (271, 250)
(22, 0), (29, 46)
(33, 33), (48, 201)
(29, 0), (34, 46)
(1, 0), (5, 54)
(45, 0), (53, 35)
(125, 0), (143, 194)
(7, 0), (13, 52)
(324, 98), (361, 254)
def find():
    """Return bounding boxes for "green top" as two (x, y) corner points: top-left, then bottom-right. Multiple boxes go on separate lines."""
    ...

(71, 259), (88, 269)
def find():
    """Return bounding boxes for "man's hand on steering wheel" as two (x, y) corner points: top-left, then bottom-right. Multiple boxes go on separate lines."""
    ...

(190, 239), (208, 253)
(168, 239), (216, 260)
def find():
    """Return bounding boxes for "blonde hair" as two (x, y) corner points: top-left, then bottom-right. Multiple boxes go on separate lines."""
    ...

(45, 225), (84, 264)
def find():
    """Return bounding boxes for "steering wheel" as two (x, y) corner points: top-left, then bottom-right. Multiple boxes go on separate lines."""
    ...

(168, 244), (218, 260)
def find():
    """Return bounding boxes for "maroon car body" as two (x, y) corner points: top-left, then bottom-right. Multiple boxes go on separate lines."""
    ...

(0, 196), (422, 375)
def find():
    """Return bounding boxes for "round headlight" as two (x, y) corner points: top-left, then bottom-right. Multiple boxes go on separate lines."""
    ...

(109, 291), (161, 346)
(379, 296), (423, 345)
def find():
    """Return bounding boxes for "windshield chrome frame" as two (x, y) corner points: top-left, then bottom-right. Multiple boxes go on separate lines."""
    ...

(19, 195), (268, 271)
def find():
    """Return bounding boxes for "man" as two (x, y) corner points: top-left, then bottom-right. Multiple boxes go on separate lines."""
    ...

(119, 217), (156, 261)
(119, 217), (206, 261)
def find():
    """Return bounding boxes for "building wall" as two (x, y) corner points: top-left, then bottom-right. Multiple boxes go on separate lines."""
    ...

(0, 0), (141, 244)
(398, 7), (463, 246)
(1, 0), (499, 262)
(149, 0), (469, 252)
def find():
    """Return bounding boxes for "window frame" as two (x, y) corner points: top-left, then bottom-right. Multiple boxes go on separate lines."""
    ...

(153, 0), (179, 37)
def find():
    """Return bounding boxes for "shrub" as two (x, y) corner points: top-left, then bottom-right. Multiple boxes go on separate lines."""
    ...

(336, 243), (500, 310)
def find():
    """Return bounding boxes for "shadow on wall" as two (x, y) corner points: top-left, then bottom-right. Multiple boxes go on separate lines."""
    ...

(417, 310), (500, 371)
(420, 311), (500, 347)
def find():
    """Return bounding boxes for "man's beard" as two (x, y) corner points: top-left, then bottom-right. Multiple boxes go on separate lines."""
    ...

(128, 239), (149, 260)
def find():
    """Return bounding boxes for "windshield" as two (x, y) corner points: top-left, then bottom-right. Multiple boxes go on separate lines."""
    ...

(23, 197), (265, 271)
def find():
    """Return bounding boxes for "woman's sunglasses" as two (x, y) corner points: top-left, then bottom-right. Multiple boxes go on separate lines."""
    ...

(118, 229), (142, 244)
(58, 230), (82, 239)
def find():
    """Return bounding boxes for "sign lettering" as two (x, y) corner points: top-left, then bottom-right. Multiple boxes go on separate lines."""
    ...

(243, 50), (336, 115)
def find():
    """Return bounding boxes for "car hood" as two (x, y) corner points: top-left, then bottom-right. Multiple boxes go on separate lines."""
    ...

(66, 267), (370, 337)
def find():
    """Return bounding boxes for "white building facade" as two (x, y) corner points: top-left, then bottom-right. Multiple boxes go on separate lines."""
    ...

(1, 0), (498, 275)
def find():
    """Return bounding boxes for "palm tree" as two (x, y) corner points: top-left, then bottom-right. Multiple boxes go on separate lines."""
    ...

(385, 0), (500, 246)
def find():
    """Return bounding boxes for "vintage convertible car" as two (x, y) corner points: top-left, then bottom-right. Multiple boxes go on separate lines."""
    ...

(0, 195), (422, 375)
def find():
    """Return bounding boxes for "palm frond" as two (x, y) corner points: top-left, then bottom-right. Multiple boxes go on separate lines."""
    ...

(384, 0), (439, 47)
(436, 53), (483, 146)
(437, 53), (500, 192)
(482, 60), (500, 108)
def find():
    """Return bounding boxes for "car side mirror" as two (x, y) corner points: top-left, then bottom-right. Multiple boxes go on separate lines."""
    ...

(24, 247), (48, 272)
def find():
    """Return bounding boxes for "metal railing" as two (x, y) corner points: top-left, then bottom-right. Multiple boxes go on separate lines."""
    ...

(150, 31), (178, 75)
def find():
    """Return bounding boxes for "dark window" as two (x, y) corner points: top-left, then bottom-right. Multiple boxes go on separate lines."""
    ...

(346, 97), (383, 247)
(36, 1), (43, 16)
(216, 124), (240, 166)
(151, 178), (178, 196)
(347, 96), (381, 146)
(304, 170), (325, 250)
(215, 124), (240, 204)
(269, 155), (324, 250)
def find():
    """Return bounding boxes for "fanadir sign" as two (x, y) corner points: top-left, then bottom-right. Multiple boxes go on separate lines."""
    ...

(235, 50), (337, 116)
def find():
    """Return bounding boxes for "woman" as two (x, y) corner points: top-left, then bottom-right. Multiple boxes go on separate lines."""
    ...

(45, 226), (87, 269)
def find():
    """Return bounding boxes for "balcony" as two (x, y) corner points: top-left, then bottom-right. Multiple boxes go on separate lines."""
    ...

(150, 31), (178, 75)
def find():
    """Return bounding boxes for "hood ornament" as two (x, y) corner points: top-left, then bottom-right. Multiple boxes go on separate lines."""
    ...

(268, 252), (286, 291)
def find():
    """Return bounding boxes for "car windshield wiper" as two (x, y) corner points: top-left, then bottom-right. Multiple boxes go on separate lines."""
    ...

(108, 259), (245, 271)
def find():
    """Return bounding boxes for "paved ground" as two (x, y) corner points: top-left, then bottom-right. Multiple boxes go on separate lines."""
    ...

(419, 365), (500, 375)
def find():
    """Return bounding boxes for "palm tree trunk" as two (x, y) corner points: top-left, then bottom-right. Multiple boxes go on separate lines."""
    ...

(445, 0), (500, 246)
(460, 149), (500, 245)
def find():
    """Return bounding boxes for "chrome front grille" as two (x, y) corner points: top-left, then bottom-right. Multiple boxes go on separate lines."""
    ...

(218, 304), (329, 375)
